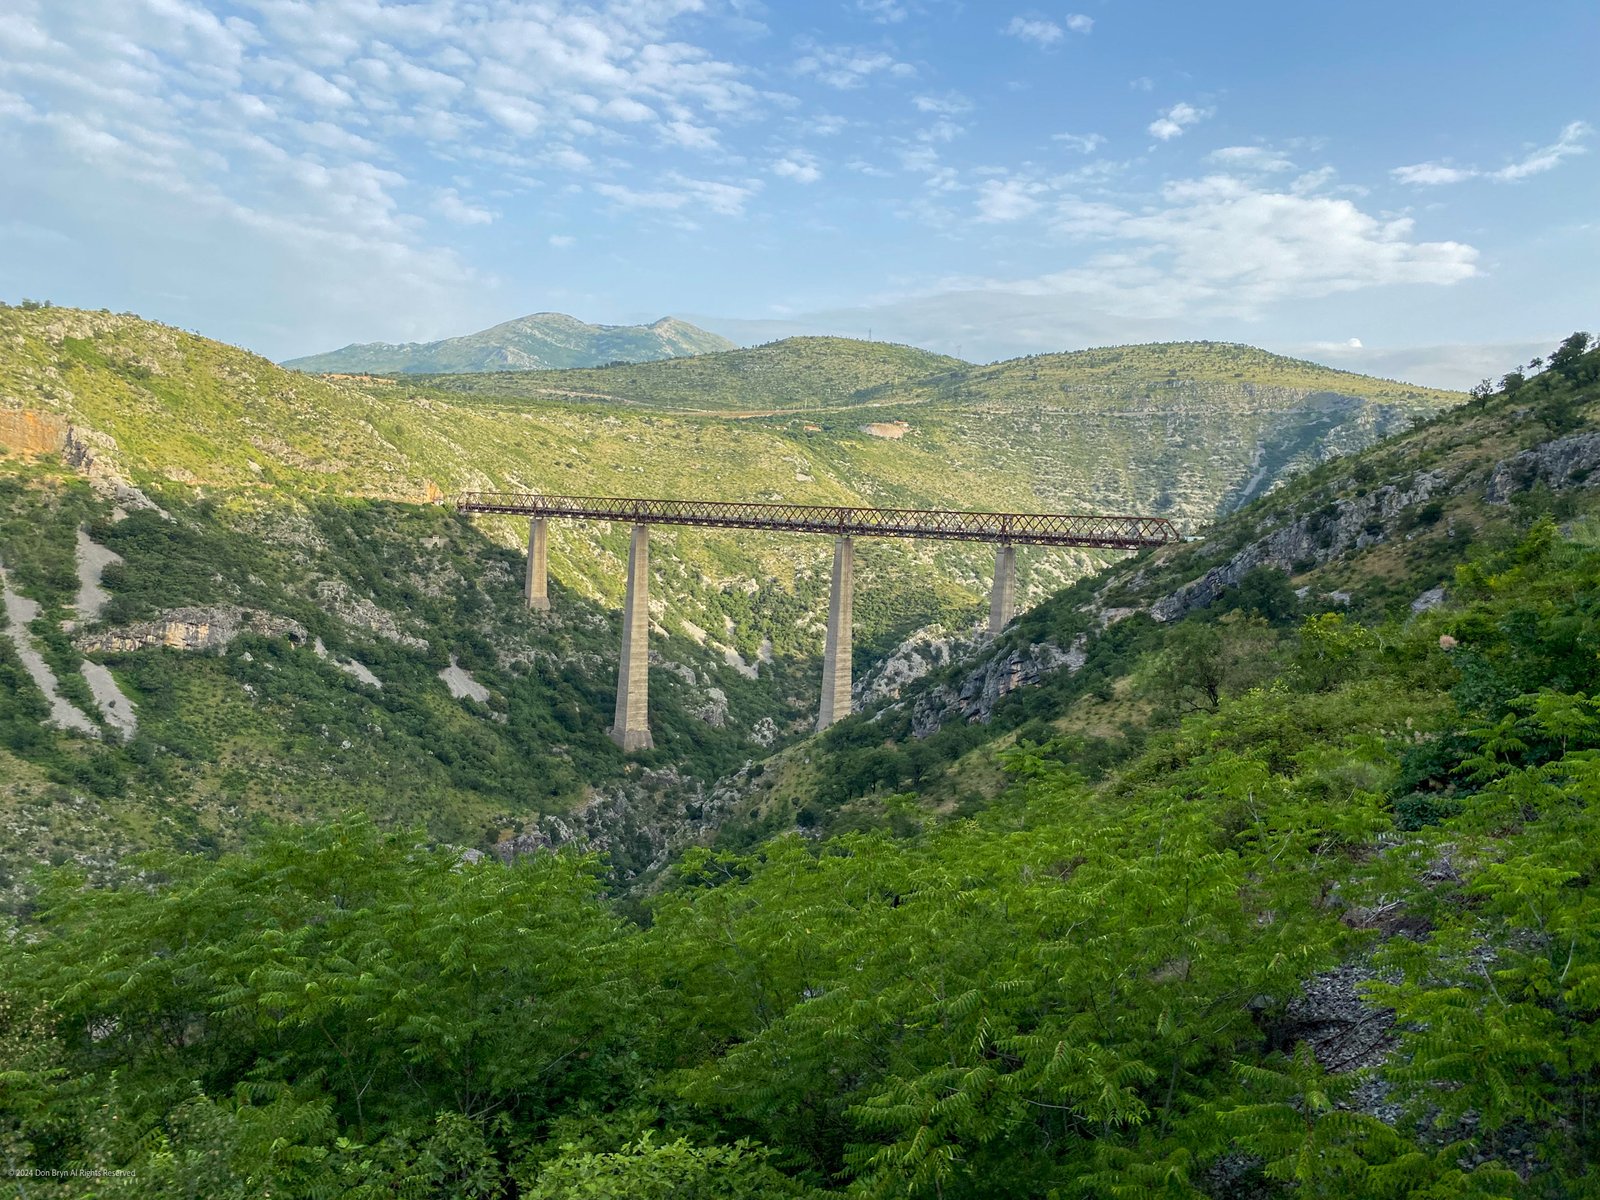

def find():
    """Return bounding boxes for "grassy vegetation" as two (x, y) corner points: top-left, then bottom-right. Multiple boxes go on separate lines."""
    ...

(418, 337), (968, 411)
(282, 312), (736, 375)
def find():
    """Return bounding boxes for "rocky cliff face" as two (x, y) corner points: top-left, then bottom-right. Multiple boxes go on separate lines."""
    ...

(74, 606), (309, 653)
(1148, 470), (1448, 622)
(909, 639), (1084, 736)
(1485, 430), (1600, 502)
(0, 407), (69, 456)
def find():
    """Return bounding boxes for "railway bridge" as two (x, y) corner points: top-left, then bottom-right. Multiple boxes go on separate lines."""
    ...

(456, 493), (1182, 751)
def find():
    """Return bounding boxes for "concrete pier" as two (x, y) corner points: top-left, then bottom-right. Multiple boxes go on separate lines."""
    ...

(525, 517), (549, 611)
(611, 523), (654, 752)
(817, 536), (854, 732)
(988, 543), (1016, 635)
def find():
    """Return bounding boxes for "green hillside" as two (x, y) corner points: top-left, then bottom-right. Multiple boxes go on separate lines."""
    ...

(0, 303), (1477, 896)
(420, 336), (969, 411)
(732, 335), (1600, 845)
(0, 308), (1461, 637)
(895, 339), (1457, 407)
(3, 336), (1597, 1197)
(281, 312), (734, 374)
(422, 336), (1461, 523)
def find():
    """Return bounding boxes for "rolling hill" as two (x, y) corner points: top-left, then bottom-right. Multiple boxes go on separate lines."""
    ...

(0, 302), (1466, 893)
(281, 311), (735, 374)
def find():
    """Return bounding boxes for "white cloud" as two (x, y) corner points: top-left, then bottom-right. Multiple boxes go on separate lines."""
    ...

(1004, 17), (1063, 46)
(976, 177), (1043, 221)
(661, 119), (719, 150)
(1053, 131), (1105, 154)
(436, 188), (495, 225)
(1129, 75), (1154, 91)
(1045, 176), (1478, 312)
(913, 92), (972, 115)
(793, 42), (915, 89)
(548, 233), (574, 248)
(1492, 119), (1591, 180)
(773, 151), (822, 183)
(1004, 12), (1092, 46)
(856, 0), (908, 22)
(1148, 101), (1211, 141)
(595, 173), (761, 218)
(0, 0), (780, 353)
(1391, 161), (1477, 186)
(601, 96), (655, 122)
(1207, 145), (1294, 173)
(1392, 121), (1592, 186)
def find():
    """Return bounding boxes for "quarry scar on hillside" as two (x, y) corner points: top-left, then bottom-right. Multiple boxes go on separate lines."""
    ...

(456, 493), (1183, 749)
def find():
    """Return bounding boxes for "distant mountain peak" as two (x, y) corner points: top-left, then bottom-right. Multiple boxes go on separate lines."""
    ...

(281, 312), (734, 375)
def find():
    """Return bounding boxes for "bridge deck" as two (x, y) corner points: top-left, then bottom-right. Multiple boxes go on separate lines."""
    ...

(456, 493), (1181, 550)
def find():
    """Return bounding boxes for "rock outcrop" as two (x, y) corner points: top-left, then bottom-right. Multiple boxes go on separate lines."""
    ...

(855, 625), (971, 708)
(1484, 430), (1600, 503)
(0, 408), (69, 456)
(1150, 470), (1446, 622)
(74, 606), (308, 653)
(910, 638), (1083, 737)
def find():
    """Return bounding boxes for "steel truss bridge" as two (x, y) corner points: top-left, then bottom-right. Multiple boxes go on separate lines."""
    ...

(454, 493), (1182, 550)
(455, 492), (1181, 749)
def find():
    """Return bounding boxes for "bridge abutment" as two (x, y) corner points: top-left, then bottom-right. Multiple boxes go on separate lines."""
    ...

(988, 543), (1016, 635)
(611, 523), (654, 752)
(525, 517), (549, 611)
(817, 536), (853, 732)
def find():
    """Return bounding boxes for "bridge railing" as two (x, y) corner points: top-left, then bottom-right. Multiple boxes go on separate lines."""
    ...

(455, 492), (1182, 550)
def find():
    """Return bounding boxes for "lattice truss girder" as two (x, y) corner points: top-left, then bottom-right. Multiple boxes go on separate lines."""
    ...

(457, 493), (1181, 550)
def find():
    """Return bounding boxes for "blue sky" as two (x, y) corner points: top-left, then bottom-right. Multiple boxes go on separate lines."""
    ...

(0, 0), (1594, 387)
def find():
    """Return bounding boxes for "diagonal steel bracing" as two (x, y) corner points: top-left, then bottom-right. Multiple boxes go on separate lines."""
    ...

(456, 493), (1182, 550)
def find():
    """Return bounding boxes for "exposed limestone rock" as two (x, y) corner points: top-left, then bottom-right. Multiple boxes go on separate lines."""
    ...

(75, 606), (308, 653)
(0, 407), (69, 456)
(438, 655), (490, 703)
(0, 399), (160, 508)
(312, 637), (382, 688)
(1273, 963), (1399, 1075)
(73, 528), (122, 622)
(1, 565), (98, 736)
(1150, 470), (1446, 622)
(80, 661), (136, 740)
(1411, 585), (1447, 613)
(910, 637), (1083, 737)
(314, 579), (427, 648)
(493, 763), (758, 877)
(691, 686), (729, 728)
(1484, 430), (1600, 503)
(656, 657), (698, 685)
(722, 645), (760, 680)
(855, 625), (972, 707)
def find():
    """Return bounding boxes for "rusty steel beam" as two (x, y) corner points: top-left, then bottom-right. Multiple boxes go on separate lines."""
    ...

(455, 492), (1181, 550)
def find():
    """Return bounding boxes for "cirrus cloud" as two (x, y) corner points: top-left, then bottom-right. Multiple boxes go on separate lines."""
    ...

(1392, 120), (1592, 185)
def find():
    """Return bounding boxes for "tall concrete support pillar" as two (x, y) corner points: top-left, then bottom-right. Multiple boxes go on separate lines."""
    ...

(525, 517), (549, 611)
(988, 543), (1016, 635)
(611, 523), (654, 752)
(817, 536), (854, 732)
